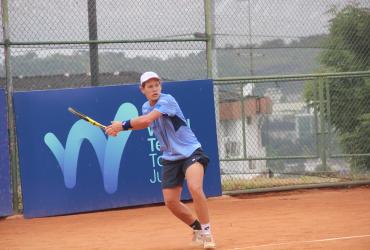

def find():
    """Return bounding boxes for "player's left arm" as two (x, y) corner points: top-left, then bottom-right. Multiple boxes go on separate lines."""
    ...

(105, 109), (162, 136)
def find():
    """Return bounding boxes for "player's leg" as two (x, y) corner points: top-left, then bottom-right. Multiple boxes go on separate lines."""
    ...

(161, 157), (205, 245)
(162, 186), (203, 245)
(161, 156), (198, 226)
(185, 162), (209, 223)
(161, 159), (203, 245)
(186, 162), (216, 249)
(162, 186), (197, 225)
(162, 187), (204, 245)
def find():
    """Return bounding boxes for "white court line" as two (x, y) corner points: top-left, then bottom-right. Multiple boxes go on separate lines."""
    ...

(230, 234), (370, 250)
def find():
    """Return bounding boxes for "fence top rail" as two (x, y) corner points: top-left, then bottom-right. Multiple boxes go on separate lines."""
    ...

(0, 37), (208, 46)
(214, 71), (370, 84)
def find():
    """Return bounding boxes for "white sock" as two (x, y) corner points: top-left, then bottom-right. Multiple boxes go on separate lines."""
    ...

(201, 223), (211, 235)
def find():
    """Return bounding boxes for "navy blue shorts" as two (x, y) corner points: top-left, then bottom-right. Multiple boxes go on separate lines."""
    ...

(160, 148), (210, 189)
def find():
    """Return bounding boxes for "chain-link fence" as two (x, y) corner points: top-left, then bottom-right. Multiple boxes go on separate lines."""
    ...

(212, 0), (370, 78)
(1, 0), (209, 90)
(1, 0), (370, 203)
(215, 73), (370, 192)
(1, 0), (369, 88)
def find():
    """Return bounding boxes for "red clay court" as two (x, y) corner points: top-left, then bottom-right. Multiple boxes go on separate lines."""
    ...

(1, 186), (370, 250)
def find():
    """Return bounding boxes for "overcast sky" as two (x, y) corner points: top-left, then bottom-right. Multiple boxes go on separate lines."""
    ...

(2, 0), (368, 44)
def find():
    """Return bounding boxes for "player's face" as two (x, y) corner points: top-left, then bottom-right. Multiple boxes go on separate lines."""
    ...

(140, 78), (162, 105)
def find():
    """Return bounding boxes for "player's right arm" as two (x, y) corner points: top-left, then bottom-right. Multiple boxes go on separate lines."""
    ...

(105, 109), (162, 136)
(129, 109), (162, 130)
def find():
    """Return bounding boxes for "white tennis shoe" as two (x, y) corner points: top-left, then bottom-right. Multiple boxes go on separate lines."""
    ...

(191, 230), (203, 246)
(203, 234), (216, 249)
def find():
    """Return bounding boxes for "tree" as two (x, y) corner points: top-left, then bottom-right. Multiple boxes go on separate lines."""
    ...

(321, 4), (370, 71)
(305, 4), (370, 170)
(259, 39), (286, 49)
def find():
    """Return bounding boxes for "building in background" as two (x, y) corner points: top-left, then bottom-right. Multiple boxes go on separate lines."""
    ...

(218, 95), (272, 177)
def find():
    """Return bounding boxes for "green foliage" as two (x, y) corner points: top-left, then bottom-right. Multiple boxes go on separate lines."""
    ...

(290, 34), (328, 48)
(321, 5), (370, 70)
(304, 4), (370, 170)
(303, 80), (315, 106)
(259, 39), (286, 48)
(266, 136), (315, 174)
(341, 113), (370, 170)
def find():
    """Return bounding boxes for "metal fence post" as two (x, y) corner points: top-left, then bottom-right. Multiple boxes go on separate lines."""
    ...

(1, 0), (20, 213)
(325, 81), (332, 157)
(240, 84), (247, 159)
(313, 80), (320, 159)
(87, 0), (99, 86)
(318, 77), (327, 170)
(204, 0), (213, 78)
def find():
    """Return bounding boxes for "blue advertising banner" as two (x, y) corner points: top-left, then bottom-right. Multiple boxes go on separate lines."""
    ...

(13, 80), (221, 218)
(0, 88), (13, 217)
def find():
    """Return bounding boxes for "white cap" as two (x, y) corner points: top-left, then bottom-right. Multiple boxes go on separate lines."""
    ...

(140, 71), (160, 86)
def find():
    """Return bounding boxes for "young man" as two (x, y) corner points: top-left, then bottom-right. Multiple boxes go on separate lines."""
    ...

(105, 71), (216, 249)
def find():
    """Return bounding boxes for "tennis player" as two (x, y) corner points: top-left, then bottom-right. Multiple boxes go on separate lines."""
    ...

(105, 71), (216, 249)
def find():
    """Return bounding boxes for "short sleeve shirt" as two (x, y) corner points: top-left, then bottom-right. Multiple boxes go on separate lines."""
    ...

(142, 93), (201, 161)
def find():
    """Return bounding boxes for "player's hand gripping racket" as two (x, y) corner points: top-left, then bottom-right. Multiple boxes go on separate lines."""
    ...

(68, 107), (106, 130)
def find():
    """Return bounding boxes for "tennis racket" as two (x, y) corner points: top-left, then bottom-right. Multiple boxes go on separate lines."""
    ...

(68, 107), (106, 130)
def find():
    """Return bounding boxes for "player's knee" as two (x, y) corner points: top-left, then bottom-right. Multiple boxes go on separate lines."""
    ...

(188, 183), (204, 198)
(164, 197), (180, 209)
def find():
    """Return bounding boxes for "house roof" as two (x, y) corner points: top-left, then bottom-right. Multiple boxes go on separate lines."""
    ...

(219, 96), (272, 120)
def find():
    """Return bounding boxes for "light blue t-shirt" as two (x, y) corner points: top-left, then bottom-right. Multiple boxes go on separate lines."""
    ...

(142, 93), (201, 161)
